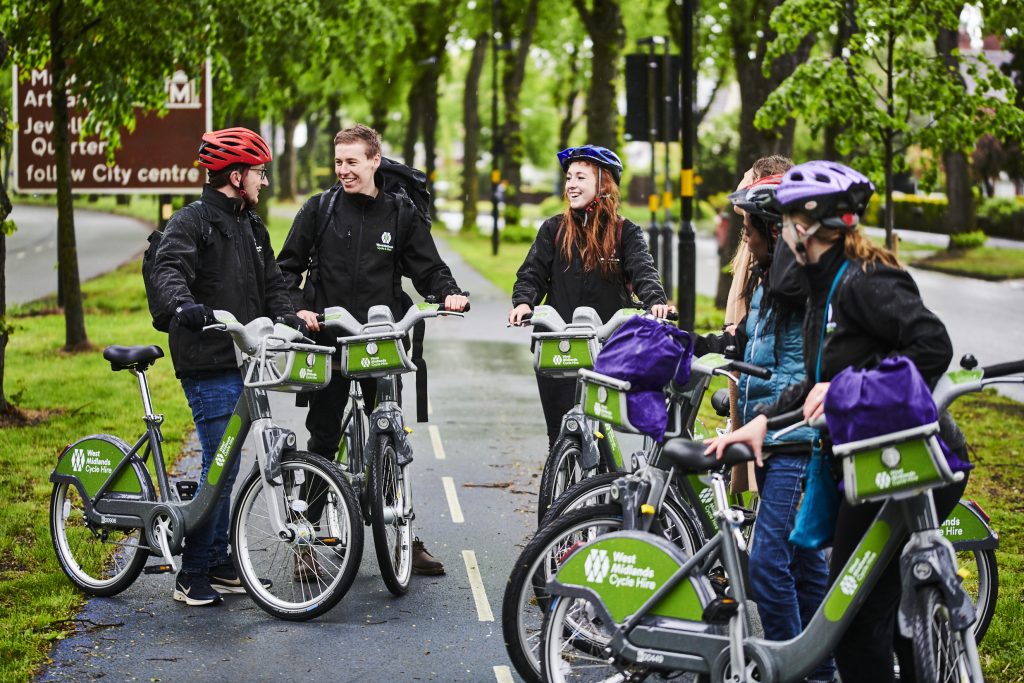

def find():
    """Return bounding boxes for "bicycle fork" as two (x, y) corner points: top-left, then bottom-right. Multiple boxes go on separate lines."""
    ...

(250, 417), (303, 542)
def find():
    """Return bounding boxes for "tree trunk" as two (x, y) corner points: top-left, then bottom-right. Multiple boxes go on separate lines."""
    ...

(462, 31), (489, 233)
(297, 111), (321, 194)
(574, 0), (625, 149)
(556, 50), (581, 153)
(0, 32), (11, 414)
(278, 104), (303, 202)
(500, 0), (540, 229)
(715, 1), (808, 307)
(50, 2), (89, 351)
(403, 79), (422, 166)
(936, 14), (974, 240)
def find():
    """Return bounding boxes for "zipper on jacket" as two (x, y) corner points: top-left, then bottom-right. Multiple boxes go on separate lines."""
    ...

(351, 203), (365, 316)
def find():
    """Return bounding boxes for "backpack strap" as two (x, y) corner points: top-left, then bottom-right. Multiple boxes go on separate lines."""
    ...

(309, 184), (343, 283)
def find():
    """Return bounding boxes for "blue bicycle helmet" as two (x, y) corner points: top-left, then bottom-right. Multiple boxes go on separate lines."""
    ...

(558, 145), (623, 185)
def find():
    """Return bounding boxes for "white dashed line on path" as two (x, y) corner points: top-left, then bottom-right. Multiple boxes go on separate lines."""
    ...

(442, 476), (464, 523)
(462, 550), (494, 621)
(493, 665), (514, 683)
(429, 425), (446, 460)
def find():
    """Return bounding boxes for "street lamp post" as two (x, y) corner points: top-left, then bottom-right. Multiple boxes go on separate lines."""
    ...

(677, 0), (696, 332)
(638, 37), (661, 268)
(661, 37), (674, 297)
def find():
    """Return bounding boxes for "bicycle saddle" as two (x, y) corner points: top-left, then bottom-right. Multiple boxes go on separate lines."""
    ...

(661, 438), (755, 473)
(103, 345), (164, 371)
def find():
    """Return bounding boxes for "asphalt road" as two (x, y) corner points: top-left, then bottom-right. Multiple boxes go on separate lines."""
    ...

(6, 204), (153, 305)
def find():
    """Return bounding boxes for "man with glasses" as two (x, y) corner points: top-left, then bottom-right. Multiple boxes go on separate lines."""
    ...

(150, 127), (299, 606)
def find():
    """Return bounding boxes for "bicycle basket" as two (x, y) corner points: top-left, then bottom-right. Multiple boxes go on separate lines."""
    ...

(339, 333), (416, 378)
(834, 423), (956, 505)
(532, 332), (599, 378)
(244, 337), (334, 393)
(578, 369), (641, 433)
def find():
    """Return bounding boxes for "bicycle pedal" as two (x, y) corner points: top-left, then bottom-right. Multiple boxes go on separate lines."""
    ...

(708, 570), (730, 596)
(175, 480), (199, 501)
(702, 596), (740, 624)
(143, 563), (175, 575)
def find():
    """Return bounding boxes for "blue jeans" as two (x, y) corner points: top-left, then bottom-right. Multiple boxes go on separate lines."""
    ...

(179, 372), (244, 575)
(751, 454), (835, 682)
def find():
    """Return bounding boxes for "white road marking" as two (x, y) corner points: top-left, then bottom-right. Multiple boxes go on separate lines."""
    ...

(462, 550), (494, 621)
(493, 665), (514, 683)
(442, 476), (464, 523)
(429, 425), (446, 460)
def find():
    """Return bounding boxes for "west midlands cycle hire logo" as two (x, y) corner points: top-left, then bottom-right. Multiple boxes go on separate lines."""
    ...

(71, 448), (86, 472)
(585, 548), (611, 583)
(377, 231), (393, 252)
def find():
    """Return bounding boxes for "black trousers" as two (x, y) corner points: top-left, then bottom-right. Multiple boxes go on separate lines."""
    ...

(536, 374), (578, 452)
(829, 474), (968, 683)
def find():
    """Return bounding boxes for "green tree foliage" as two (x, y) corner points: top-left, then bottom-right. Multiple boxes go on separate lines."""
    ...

(4, 0), (209, 350)
(757, 0), (1024, 246)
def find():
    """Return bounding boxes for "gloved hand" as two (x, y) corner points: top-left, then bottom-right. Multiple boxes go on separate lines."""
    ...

(175, 303), (211, 331)
(279, 313), (307, 334)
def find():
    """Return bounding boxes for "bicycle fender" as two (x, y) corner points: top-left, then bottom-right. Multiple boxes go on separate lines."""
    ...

(897, 539), (976, 637)
(945, 499), (999, 551)
(366, 405), (414, 467)
(556, 407), (601, 470)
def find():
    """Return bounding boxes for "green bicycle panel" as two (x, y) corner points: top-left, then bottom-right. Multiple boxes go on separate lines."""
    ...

(941, 501), (993, 543)
(346, 339), (405, 375)
(207, 414), (242, 487)
(284, 350), (330, 386)
(945, 369), (983, 385)
(556, 534), (705, 623)
(846, 438), (943, 500)
(824, 520), (891, 622)
(54, 437), (142, 497)
(583, 382), (631, 430)
(536, 337), (595, 373)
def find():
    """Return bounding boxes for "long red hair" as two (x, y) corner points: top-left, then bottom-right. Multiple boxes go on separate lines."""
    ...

(559, 162), (622, 278)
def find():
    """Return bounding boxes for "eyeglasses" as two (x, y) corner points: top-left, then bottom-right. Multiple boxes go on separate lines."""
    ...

(251, 167), (270, 181)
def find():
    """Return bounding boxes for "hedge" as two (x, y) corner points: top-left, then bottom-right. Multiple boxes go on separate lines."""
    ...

(863, 193), (1024, 240)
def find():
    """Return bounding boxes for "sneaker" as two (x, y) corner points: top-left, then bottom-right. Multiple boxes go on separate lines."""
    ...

(293, 548), (329, 583)
(208, 562), (272, 594)
(412, 537), (445, 576)
(173, 572), (224, 606)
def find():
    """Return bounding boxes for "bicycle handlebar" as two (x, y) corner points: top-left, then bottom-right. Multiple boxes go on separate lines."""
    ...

(981, 359), (1024, 378)
(729, 360), (773, 380)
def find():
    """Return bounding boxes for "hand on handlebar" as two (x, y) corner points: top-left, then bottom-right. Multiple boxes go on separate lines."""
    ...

(803, 382), (830, 422)
(650, 304), (676, 320)
(175, 303), (213, 332)
(508, 303), (533, 326)
(445, 293), (470, 312)
(297, 309), (321, 332)
(704, 414), (768, 467)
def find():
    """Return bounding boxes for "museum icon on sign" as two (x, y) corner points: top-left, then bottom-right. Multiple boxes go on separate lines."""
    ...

(166, 70), (201, 109)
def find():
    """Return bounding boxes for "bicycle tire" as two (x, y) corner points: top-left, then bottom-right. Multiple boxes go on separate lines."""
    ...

(537, 435), (606, 525)
(231, 452), (363, 621)
(502, 505), (625, 683)
(369, 434), (413, 595)
(49, 480), (150, 597)
(910, 585), (979, 683)
(956, 547), (998, 643)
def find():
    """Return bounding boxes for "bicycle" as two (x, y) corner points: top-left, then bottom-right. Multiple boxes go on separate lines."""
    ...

(538, 354), (1023, 682)
(49, 311), (364, 620)
(501, 353), (763, 683)
(318, 299), (466, 595)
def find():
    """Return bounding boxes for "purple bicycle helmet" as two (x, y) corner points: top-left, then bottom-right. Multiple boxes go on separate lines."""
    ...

(558, 145), (623, 185)
(776, 160), (875, 229)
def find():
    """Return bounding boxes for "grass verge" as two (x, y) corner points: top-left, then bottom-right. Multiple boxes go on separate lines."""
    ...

(911, 246), (1024, 280)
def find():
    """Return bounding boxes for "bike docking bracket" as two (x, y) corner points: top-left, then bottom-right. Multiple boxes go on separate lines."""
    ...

(556, 405), (602, 470)
(897, 530), (977, 637)
(250, 418), (298, 542)
(254, 422), (298, 487)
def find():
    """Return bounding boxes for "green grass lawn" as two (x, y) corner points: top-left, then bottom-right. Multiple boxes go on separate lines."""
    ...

(1, 199), (1021, 681)
(912, 246), (1024, 280)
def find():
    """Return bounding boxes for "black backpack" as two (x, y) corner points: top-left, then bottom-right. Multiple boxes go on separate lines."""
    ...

(142, 201), (212, 332)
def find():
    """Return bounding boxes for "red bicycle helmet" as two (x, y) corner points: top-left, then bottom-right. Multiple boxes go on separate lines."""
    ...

(198, 127), (272, 172)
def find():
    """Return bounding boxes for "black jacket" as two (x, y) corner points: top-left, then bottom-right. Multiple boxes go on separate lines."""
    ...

(764, 243), (953, 417)
(276, 175), (461, 325)
(511, 214), (666, 323)
(150, 186), (294, 379)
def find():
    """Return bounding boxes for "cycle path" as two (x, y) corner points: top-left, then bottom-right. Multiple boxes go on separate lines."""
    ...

(39, 237), (549, 682)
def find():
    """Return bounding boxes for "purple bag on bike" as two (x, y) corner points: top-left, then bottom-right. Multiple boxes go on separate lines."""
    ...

(824, 355), (969, 471)
(593, 316), (693, 440)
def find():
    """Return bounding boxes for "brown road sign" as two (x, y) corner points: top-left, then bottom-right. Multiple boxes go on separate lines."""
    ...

(13, 62), (212, 194)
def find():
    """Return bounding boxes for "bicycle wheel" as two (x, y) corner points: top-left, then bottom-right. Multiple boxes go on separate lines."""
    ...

(910, 585), (979, 683)
(49, 482), (149, 596)
(538, 436), (604, 525)
(232, 452), (363, 620)
(539, 471), (622, 528)
(369, 434), (413, 595)
(502, 505), (625, 682)
(541, 593), (650, 682)
(956, 547), (998, 643)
